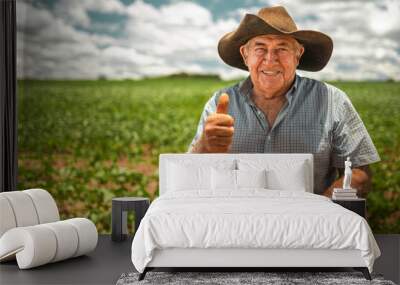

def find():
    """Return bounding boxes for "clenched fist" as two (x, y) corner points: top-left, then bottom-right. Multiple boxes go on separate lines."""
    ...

(196, 93), (235, 153)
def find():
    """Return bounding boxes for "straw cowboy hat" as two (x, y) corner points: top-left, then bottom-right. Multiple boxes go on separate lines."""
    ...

(218, 6), (333, 72)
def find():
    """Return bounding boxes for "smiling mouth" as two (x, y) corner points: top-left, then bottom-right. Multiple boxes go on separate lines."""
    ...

(261, 70), (281, 76)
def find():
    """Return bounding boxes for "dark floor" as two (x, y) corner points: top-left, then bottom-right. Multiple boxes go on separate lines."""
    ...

(0, 235), (134, 285)
(0, 234), (399, 285)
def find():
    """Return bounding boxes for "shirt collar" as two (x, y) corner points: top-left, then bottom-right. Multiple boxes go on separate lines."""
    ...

(239, 73), (300, 106)
(286, 73), (300, 105)
(238, 76), (254, 105)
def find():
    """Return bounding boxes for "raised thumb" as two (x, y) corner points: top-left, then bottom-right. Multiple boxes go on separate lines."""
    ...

(216, 93), (229, 114)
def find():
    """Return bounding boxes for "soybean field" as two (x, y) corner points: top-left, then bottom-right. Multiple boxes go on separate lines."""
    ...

(17, 76), (400, 233)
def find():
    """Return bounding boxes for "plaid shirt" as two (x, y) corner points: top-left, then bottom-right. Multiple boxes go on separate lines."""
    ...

(188, 74), (380, 194)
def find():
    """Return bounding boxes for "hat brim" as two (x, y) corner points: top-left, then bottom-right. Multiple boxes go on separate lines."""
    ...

(218, 14), (333, 72)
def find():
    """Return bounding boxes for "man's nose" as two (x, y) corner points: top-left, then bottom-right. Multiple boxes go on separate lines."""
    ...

(263, 49), (278, 63)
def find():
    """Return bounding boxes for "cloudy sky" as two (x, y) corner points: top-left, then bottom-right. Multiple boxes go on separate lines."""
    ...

(16, 0), (400, 80)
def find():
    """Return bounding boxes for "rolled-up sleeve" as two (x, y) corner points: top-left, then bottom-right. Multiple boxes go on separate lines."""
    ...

(331, 91), (380, 168)
(187, 93), (218, 153)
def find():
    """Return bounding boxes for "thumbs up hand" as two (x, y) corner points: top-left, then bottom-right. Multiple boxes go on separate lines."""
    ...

(197, 93), (235, 153)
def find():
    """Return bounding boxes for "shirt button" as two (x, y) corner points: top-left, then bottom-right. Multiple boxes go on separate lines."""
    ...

(267, 135), (271, 140)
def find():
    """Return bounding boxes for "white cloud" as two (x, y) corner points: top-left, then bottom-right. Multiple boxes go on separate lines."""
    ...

(17, 0), (123, 79)
(266, 0), (400, 80)
(16, 0), (400, 81)
(53, 1), (90, 28)
(101, 46), (161, 66)
(122, 0), (238, 77)
(53, 0), (126, 28)
(17, 0), (239, 79)
(368, 0), (400, 35)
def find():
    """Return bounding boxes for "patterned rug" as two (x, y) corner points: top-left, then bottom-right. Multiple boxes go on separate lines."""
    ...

(116, 271), (396, 285)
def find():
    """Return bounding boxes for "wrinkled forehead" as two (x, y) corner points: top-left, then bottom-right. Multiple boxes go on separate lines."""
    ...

(247, 34), (299, 47)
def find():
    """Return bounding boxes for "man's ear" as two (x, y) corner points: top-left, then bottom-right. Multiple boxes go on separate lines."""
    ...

(239, 45), (248, 66)
(297, 45), (305, 64)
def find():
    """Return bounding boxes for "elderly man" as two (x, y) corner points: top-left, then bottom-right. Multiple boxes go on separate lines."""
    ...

(188, 6), (380, 197)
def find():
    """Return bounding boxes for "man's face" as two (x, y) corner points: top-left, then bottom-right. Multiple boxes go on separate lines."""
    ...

(240, 35), (304, 99)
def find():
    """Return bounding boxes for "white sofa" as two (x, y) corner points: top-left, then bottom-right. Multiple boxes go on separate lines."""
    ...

(0, 189), (98, 269)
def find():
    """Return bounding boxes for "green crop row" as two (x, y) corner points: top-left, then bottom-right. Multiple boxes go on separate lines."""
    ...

(17, 77), (400, 233)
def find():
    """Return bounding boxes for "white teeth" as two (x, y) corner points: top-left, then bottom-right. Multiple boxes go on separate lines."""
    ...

(262, 71), (279, 75)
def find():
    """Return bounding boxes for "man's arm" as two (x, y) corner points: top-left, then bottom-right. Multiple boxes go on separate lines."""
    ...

(322, 165), (372, 198)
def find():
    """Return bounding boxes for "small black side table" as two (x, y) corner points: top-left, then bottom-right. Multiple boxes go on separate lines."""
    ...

(112, 197), (150, 242)
(332, 198), (366, 218)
